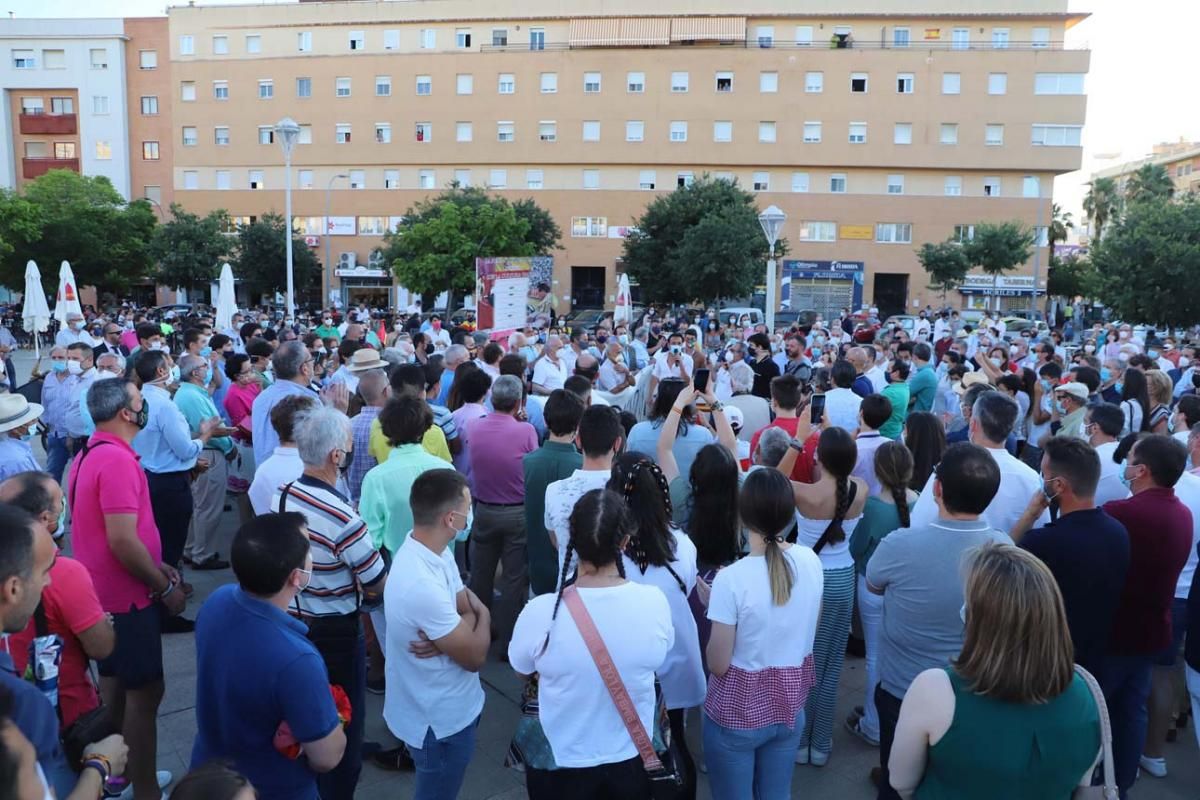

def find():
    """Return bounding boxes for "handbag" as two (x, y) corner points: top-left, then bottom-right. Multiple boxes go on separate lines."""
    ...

(562, 586), (684, 799)
(1071, 665), (1119, 800)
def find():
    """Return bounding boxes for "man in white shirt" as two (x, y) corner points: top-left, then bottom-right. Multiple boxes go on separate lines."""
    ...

(864, 345), (888, 394)
(597, 341), (636, 393)
(55, 312), (94, 348)
(852, 395), (891, 497)
(913, 312), (931, 342)
(1086, 403), (1130, 506)
(726, 361), (771, 443)
(384, 469), (489, 800)
(248, 394), (316, 515)
(825, 359), (864, 433)
(932, 312), (949, 343)
(911, 391), (1050, 533)
(532, 335), (569, 395)
(648, 331), (693, 408)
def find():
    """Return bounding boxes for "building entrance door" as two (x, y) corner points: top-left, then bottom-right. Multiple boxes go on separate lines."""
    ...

(873, 273), (909, 319)
(571, 266), (606, 309)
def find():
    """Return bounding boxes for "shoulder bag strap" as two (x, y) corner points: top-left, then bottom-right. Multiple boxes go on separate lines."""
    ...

(1074, 664), (1118, 799)
(561, 586), (663, 773)
(66, 439), (111, 511)
(277, 481), (296, 514)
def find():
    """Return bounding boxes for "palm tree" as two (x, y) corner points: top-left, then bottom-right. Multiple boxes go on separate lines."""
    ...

(1047, 203), (1074, 251)
(1124, 163), (1175, 206)
(1083, 177), (1118, 241)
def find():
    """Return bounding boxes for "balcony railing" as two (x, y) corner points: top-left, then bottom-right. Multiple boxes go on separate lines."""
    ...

(22, 157), (80, 179)
(18, 112), (77, 135)
(481, 39), (1086, 53)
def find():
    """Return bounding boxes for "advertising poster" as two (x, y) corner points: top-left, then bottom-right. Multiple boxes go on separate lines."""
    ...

(476, 257), (532, 334)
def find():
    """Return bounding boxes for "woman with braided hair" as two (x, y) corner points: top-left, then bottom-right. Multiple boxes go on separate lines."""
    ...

(846, 441), (918, 748)
(608, 451), (705, 800)
(508, 489), (673, 799)
(789, 425), (868, 767)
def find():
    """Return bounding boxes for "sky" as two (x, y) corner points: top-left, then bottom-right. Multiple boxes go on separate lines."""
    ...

(3, 0), (1198, 227)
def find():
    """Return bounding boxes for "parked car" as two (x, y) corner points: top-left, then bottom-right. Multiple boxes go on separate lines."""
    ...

(774, 309), (820, 331)
(883, 314), (919, 334)
(562, 309), (611, 331)
(720, 307), (765, 328)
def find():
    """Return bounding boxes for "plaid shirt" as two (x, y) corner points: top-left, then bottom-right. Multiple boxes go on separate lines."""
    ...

(347, 406), (381, 504)
(704, 655), (816, 730)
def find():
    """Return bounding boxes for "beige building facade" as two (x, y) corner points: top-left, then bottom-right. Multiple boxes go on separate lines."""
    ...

(1091, 139), (1200, 211)
(162, 0), (1091, 316)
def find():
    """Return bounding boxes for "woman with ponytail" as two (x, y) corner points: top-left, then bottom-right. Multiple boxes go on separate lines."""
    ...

(508, 489), (674, 799)
(703, 469), (824, 799)
(847, 441), (917, 747)
(790, 426), (868, 767)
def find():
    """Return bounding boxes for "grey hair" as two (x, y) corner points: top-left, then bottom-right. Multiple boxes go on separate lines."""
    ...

(729, 360), (755, 393)
(97, 352), (125, 372)
(88, 378), (134, 424)
(178, 354), (206, 380)
(49, 346), (67, 358)
(272, 340), (310, 380)
(756, 426), (792, 468)
(972, 390), (1018, 444)
(357, 369), (389, 402)
(380, 347), (407, 367)
(444, 344), (469, 365)
(635, 326), (648, 341)
(491, 374), (524, 413)
(294, 405), (352, 467)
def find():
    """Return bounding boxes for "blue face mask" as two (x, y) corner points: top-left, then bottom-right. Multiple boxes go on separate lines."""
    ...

(200, 346), (212, 358)
(169, 365), (181, 384)
(1149, 350), (1160, 359)
(51, 361), (68, 373)
(1054, 400), (1066, 414)
(451, 509), (473, 543)
(1115, 382), (1124, 395)
(1100, 368), (1111, 382)
(204, 367), (214, 385)
(1118, 463), (1136, 491)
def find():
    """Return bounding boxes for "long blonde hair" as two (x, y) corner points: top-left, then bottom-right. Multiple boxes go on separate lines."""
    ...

(1145, 369), (1173, 408)
(739, 469), (796, 605)
(955, 543), (1074, 704)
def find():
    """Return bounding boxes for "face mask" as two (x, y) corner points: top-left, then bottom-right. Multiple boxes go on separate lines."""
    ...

(1039, 378), (1052, 392)
(1118, 463), (1135, 491)
(71, 320), (84, 331)
(1115, 382), (1124, 395)
(450, 509), (472, 542)
(51, 361), (67, 373)
(1149, 350), (1160, 359)
(149, 341), (166, 352)
(66, 361), (83, 376)
(1169, 415), (1179, 434)
(990, 357), (1002, 368)
(19, 422), (39, 441)
(1100, 368), (1111, 382)
(618, 334), (629, 345)
(199, 346), (212, 358)
(1054, 400), (1066, 414)
(1084, 344), (1096, 354)
(295, 567), (313, 592)
(169, 365), (181, 384)
(324, 318), (333, 326)
(94, 371), (119, 382)
(131, 401), (149, 430)
(1119, 331), (1129, 339)
(1180, 357), (1192, 369)
(338, 449), (353, 474)
(204, 367), (214, 385)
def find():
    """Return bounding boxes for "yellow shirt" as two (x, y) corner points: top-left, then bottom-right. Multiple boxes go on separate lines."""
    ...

(369, 417), (451, 464)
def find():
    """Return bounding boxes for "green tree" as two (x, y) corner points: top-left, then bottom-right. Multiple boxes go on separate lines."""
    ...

(0, 170), (156, 293)
(1124, 163), (1175, 206)
(148, 204), (232, 295)
(1046, 253), (1096, 300)
(622, 175), (785, 306)
(962, 221), (1034, 310)
(511, 198), (563, 255)
(1083, 176), (1119, 242)
(1090, 195), (1200, 329)
(0, 189), (43, 267)
(1047, 203), (1074, 253)
(915, 240), (970, 302)
(233, 213), (320, 301)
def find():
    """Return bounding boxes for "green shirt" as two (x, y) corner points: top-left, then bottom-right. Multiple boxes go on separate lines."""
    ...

(358, 444), (455, 556)
(879, 382), (910, 440)
(173, 382), (233, 454)
(909, 364), (938, 412)
(522, 441), (582, 595)
(849, 495), (914, 575)
(314, 324), (340, 340)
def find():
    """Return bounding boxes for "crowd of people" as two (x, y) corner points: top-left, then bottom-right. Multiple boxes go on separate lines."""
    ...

(0, 297), (1195, 800)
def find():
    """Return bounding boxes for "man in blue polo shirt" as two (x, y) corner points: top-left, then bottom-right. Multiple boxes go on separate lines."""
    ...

(192, 512), (347, 800)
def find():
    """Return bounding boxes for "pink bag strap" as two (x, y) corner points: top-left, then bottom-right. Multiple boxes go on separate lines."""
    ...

(561, 586), (663, 772)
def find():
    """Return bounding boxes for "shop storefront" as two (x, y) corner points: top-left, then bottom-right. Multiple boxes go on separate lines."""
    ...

(780, 260), (865, 319)
(336, 266), (393, 309)
(958, 275), (1043, 314)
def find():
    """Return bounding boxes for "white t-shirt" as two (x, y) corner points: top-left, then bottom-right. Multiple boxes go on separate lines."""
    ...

(1121, 399), (1144, 437)
(508, 583), (674, 768)
(910, 446), (1050, 534)
(545, 469), (612, 583)
(653, 350), (693, 382)
(383, 535), (485, 748)
(1172, 471), (1200, 599)
(707, 545), (824, 672)
(622, 530), (706, 710)
(532, 356), (568, 392)
(1093, 440), (1129, 507)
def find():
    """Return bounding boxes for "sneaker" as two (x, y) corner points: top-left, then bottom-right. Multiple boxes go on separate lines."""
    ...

(845, 717), (880, 747)
(161, 615), (195, 634)
(1139, 755), (1167, 778)
(794, 747), (809, 765)
(810, 749), (830, 767)
(372, 744), (415, 772)
(192, 555), (229, 571)
(366, 675), (386, 695)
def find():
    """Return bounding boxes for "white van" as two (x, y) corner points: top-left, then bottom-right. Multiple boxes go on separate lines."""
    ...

(721, 307), (764, 327)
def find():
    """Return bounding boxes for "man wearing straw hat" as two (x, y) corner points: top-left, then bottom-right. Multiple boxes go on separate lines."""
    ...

(0, 393), (44, 483)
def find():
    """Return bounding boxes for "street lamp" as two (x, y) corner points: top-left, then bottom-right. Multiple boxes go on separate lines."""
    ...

(758, 205), (787, 332)
(274, 116), (301, 318)
(325, 173), (349, 312)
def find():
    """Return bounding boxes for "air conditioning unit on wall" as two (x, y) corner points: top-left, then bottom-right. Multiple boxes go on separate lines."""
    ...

(338, 251), (357, 269)
(368, 249), (385, 268)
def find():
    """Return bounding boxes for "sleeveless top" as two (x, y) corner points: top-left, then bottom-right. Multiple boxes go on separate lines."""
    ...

(916, 668), (1101, 800)
(792, 481), (861, 570)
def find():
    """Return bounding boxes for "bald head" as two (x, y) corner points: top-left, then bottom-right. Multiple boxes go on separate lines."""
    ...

(847, 347), (867, 372)
(0, 471), (63, 538)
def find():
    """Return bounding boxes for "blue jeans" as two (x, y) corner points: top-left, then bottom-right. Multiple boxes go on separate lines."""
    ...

(45, 434), (68, 484)
(703, 710), (804, 800)
(1099, 654), (1152, 796)
(411, 715), (480, 800)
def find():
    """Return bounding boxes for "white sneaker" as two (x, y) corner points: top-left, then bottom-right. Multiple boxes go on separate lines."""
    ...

(794, 747), (809, 765)
(115, 770), (173, 800)
(810, 749), (830, 767)
(1139, 755), (1167, 778)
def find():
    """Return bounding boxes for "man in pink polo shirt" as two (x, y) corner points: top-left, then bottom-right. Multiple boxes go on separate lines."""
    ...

(71, 378), (186, 800)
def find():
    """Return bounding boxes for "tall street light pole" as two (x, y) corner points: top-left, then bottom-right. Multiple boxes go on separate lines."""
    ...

(325, 173), (349, 311)
(274, 116), (301, 318)
(758, 205), (787, 333)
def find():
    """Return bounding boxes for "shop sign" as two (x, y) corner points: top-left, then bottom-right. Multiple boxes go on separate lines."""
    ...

(325, 216), (356, 236)
(839, 225), (874, 240)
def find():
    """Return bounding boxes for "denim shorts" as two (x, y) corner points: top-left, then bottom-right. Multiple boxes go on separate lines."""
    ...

(98, 603), (164, 689)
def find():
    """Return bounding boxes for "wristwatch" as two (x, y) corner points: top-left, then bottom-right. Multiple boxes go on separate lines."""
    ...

(708, 400), (724, 412)
(788, 437), (805, 452)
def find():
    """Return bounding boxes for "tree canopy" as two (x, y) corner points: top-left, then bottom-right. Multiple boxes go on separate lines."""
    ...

(622, 176), (785, 306)
(962, 221), (1034, 289)
(915, 240), (970, 300)
(148, 204), (232, 293)
(1124, 163), (1175, 206)
(1083, 176), (1119, 242)
(232, 213), (320, 301)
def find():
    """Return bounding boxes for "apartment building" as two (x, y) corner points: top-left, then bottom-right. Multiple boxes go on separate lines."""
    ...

(1091, 139), (1200, 214)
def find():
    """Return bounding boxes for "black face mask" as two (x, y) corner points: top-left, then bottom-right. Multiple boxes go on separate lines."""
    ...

(131, 401), (149, 430)
(339, 449), (354, 474)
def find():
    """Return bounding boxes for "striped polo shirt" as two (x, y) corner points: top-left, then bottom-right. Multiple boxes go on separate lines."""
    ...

(272, 475), (386, 619)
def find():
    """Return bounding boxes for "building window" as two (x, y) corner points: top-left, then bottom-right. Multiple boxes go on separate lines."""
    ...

(258, 127), (274, 145)
(983, 177), (1001, 197)
(249, 170), (264, 190)
(376, 76), (392, 96)
(415, 122), (431, 142)
(212, 36), (228, 55)
(497, 122), (514, 142)
(714, 171), (733, 182)
(349, 30), (365, 50)
(583, 120), (600, 142)
(336, 123), (352, 143)
(140, 96), (158, 115)
(791, 172), (810, 192)
(382, 30), (399, 50)
(851, 73), (868, 93)
(893, 27), (910, 47)
(298, 125), (311, 144)
(830, 174), (847, 193)
(456, 122), (473, 142)
(540, 73), (557, 93)
(803, 122), (822, 143)
(142, 142), (160, 160)
(639, 170), (656, 190)
(942, 73), (961, 94)
(181, 82), (196, 102)
(179, 35), (195, 55)
(456, 74), (473, 95)
(752, 172), (770, 191)
(893, 123), (913, 145)
(896, 73), (914, 94)
(89, 49), (107, 69)
(583, 169), (600, 190)
(1035, 73), (1085, 95)
(887, 174), (904, 194)
(359, 216), (386, 235)
(1023, 175), (1041, 197)
(384, 170), (400, 189)
(47, 97), (71, 114)
(419, 170), (436, 189)
(669, 121), (687, 142)
(416, 75), (432, 95)
(714, 121), (732, 142)
(759, 121), (777, 143)
(246, 34), (261, 54)
(985, 124), (1004, 146)
(876, 223), (913, 243)
(626, 121), (644, 142)
(298, 170), (312, 189)
(715, 71), (733, 92)
(526, 169), (544, 189)
(336, 78), (351, 97)
(795, 26), (813, 46)
(954, 224), (976, 242)
(258, 80), (274, 100)
(571, 217), (607, 237)
(584, 72), (601, 93)
(952, 28), (969, 49)
(538, 121), (557, 142)
(677, 172), (695, 188)
(756, 26), (774, 47)
(1032, 27), (1051, 48)
(215, 126), (230, 146)
(489, 169), (507, 188)
(296, 78), (312, 98)
(349, 170), (366, 189)
(1031, 124), (1083, 146)
(498, 73), (515, 94)
(805, 72), (823, 93)
(940, 123), (959, 145)
(988, 73), (1007, 95)
(376, 123), (392, 143)
(492, 29), (508, 46)
(849, 122), (867, 144)
(93, 96), (109, 114)
(183, 171), (198, 190)
(944, 176), (963, 196)
(627, 72), (645, 93)
(799, 221), (835, 242)
(420, 29), (436, 49)
(20, 97), (44, 115)
(456, 28), (472, 48)
(530, 28), (545, 50)
(298, 31), (312, 52)
(992, 28), (1010, 49)
(210, 169), (229, 190)
(760, 71), (778, 93)
(182, 127), (197, 146)
(40, 49), (64, 69)
(671, 72), (689, 93)
(214, 81), (228, 100)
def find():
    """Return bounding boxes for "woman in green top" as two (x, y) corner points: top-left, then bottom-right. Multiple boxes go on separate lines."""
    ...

(889, 543), (1101, 799)
(846, 442), (917, 746)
